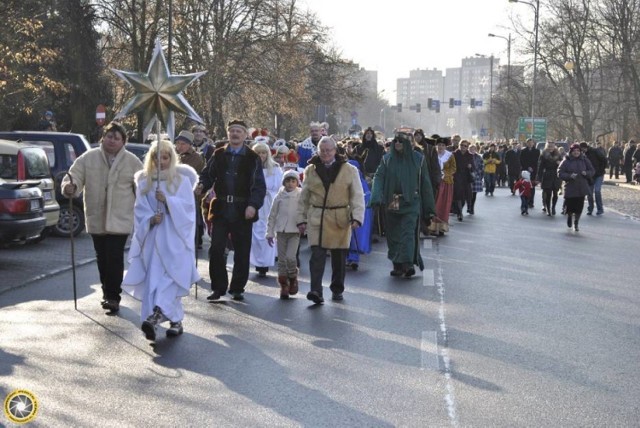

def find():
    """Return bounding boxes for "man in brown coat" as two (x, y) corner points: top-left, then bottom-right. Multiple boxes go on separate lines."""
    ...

(175, 130), (206, 248)
(297, 136), (365, 304)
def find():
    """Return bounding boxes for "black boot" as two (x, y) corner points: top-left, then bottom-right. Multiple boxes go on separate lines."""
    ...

(390, 263), (403, 276)
(567, 213), (573, 228)
(402, 263), (416, 278)
(574, 214), (581, 231)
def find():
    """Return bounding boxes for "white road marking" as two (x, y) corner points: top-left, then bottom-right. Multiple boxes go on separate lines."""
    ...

(422, 269), (435, 287)
(433, 243), (458, 427)
(421, 331), (439, 370)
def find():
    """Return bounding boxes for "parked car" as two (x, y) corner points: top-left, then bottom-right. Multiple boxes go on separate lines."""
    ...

(125, 142), (150, 162)
(0, 140), (59, 240)
(0, 178), (45, 245)
(91, 141), (150, 162)
(0, 131), (91, 236)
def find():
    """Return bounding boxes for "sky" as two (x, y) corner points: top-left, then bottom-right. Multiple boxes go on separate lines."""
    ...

(300, 0), (533, 103)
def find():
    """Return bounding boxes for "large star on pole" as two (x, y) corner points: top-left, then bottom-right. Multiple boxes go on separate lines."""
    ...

(111, 39), (207, 131)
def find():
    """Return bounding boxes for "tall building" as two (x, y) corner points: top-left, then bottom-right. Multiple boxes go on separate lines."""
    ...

(460, 56), (500, 109)
(396, 69), (443, 109)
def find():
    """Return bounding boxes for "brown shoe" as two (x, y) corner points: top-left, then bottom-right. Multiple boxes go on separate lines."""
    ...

(288, 276), (299, 295)
(278, 275), (290, 299)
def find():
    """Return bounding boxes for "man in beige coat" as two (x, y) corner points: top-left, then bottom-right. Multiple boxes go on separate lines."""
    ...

(297, 136), (365, 304)
(62, 121), (143, 313)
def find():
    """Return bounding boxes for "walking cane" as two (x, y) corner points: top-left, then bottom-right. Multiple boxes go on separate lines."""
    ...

(194, 245), (198, 300)
(66, 174), (78, 310)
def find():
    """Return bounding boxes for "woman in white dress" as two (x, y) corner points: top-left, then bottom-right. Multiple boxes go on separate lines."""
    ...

(250, 142), (283, 276)
(122, 139), (200, 341)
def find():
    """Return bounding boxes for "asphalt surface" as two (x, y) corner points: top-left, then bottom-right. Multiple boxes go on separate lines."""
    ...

(1, 180), (639, 427)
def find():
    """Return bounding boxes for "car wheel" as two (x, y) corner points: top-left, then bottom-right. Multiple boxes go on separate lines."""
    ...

(53, 205), (85, 237)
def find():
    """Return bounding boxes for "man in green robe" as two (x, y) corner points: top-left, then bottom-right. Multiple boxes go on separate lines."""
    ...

(369, 134), (435, 277)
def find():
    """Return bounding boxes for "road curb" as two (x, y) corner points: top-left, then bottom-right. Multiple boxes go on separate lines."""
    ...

(0, 257), (96, 297)
(603, 180), (640, 190)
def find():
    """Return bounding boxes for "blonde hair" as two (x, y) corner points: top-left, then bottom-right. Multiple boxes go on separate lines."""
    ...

(252, 142), (278, 176)
(142, 139), (180, 195)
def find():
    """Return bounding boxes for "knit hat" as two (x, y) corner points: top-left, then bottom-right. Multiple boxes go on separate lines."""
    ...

(227, 119), (248, 132)
(282, 169), (299, 185)
(570, 143), (581, 151)
(175, 130), (194, 144)
(521, 170), (530, 180)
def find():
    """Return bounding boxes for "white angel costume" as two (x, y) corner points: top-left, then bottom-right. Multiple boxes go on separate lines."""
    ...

(250, 165), (283, 269)
(123, 164), (200, 322)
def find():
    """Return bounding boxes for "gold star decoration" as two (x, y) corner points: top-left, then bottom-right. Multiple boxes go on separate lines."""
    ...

(112, 39), (206, 132)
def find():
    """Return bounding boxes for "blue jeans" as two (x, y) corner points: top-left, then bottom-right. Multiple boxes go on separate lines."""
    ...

(484, 173), (496, 194)
(520, 195), (529, 213)
(587, 175), (603, 213)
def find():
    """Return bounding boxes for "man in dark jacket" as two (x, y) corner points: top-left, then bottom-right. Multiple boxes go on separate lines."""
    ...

(519, 138), (540, 207)
(581, 142), (606, 215)
(413, 130), (442, 197)
(175, 130), (206, 248)
(355, 127), (385, 179)
(197, 119), (266, 301)
(505, 141), (522, 194)
(623, 140), (637, 183)
(607, 141), (623, 179)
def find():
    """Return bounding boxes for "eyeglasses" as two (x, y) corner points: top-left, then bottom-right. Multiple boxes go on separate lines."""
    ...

(460, 144), (469, 148)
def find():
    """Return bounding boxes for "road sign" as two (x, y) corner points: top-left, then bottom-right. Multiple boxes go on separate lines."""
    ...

(96, 104), (106, 126)
(517, 117), (547, 143)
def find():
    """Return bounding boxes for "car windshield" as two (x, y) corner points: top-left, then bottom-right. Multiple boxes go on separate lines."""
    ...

(23, 148), (51, 178)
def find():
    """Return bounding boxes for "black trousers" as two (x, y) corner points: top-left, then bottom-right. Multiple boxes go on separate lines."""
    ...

(209, 217), (253, 294)
(609, 163), (621, 179)
(309, 246), (347, 296)
(91, 234), (128, 302)
(508, 174), (519, 193)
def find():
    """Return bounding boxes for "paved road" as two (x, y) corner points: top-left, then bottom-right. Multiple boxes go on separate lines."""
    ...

(1, 183), (639, 426)
(1, 179), (637, 295)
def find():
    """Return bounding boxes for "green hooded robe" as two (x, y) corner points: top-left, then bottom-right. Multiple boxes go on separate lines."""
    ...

(369, 136), (435, 269)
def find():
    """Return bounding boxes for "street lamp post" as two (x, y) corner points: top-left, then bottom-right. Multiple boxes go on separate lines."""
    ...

(509, 0), (540, 140)
(168, 0), (173, 69)
(488, 33), (511, 92)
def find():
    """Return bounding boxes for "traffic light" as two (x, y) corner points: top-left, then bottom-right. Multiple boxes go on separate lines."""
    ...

(397, 103), (402, 112)
(470, 98), (476, 108)
(427, 98), (433, 110)
(449, 98), (454, 108)
(416, 103), (421, 113)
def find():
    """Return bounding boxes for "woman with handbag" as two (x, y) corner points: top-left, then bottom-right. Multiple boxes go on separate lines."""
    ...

(558, 143), (595, 232)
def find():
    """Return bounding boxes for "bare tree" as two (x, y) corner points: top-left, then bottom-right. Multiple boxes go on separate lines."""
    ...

(596, 0), (640, 139)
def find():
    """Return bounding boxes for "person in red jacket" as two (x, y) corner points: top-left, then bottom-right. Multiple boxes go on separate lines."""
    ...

(513, 170), (533, 215)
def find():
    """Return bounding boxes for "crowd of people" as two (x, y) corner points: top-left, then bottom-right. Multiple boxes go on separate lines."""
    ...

(61, 119), (626, 341)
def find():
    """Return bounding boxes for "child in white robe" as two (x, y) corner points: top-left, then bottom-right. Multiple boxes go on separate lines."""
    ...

(123, 139), (200, 340)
